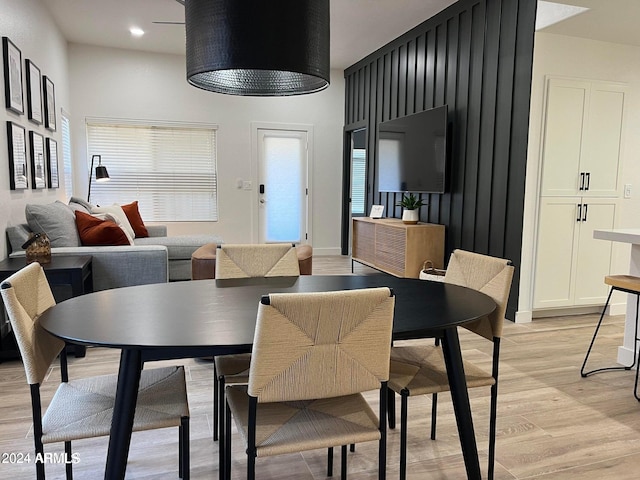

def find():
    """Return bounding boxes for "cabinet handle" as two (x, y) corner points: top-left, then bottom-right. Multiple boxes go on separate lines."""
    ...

(582, 203), (588, 222)
(579, 172), (585, 191)
(577, 203), (582, 222)
(585, 172), (590, 191)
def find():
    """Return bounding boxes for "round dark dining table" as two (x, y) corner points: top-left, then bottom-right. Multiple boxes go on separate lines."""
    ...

(39, 274), (495, 480)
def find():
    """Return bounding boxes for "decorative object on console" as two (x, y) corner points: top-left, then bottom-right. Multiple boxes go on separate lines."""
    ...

(397, 193), (425, 225)
(87, 154), (110, 202)
(25, 59), (42, 124)
(45, 137), (59, 188)
(28, 130), (46, 189)
(43, 75), (56, 131)
(22, 233), (51, 265)
(2, 36), (23, 114)
(369, 205), (385, 219)
(6, 121), (28, 190)
(185, 0), (330, 96)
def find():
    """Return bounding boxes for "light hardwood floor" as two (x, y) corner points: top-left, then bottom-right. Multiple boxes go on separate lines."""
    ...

(1, 256), (639, 479)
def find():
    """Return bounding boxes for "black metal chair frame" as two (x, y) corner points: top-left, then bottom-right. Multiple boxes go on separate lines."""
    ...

(581, 285), (640, 401)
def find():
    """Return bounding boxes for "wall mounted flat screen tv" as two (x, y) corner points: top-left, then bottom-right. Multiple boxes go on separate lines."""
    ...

(376, 105), (448, 193)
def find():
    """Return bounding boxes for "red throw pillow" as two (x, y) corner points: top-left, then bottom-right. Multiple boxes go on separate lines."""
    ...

(121, 201), (149, 238)
(75, 211), (130, 246)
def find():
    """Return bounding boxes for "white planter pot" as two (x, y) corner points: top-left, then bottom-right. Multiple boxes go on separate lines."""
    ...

(402, 209), (419, 224)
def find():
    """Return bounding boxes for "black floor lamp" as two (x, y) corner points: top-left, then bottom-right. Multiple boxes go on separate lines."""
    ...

(87, 154), (110, 202)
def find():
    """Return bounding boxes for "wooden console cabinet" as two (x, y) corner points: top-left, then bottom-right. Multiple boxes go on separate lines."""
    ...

(352, 217), (445, 278)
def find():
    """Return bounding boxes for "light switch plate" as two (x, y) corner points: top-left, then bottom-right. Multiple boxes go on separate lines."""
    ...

(624, 184), (632, 198)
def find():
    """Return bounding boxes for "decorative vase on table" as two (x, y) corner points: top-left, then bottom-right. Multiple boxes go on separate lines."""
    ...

(401, 209), (419, 225)
(397, 193), (424, 225)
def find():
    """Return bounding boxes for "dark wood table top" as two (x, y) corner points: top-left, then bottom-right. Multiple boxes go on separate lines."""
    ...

(39, 275), (496, 350)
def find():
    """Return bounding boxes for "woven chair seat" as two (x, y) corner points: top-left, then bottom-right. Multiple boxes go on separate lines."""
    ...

(389, 345), (494, 397)
(42, 366), (188, 443)
(214, 354), (250, 385)
(226, 386), (381, 458)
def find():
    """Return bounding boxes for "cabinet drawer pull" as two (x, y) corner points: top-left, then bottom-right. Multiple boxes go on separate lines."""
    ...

(579, 172), (585, 191)
(577, 204), (582, 222)
(582, 203), (588, 222)
(585, 172), (590, 191)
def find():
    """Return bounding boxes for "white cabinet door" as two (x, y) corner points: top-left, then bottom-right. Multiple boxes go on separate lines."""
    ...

(581, 85), (625, 197)
(540, 78), (625, 198)
(533, 198), (580, 308)
(533, 198), (616, 309)
(574, 200), (616, 305)
(540, 79), (588, 197)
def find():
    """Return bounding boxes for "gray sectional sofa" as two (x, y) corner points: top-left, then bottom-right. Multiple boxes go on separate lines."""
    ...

(6, 199), (222, 291)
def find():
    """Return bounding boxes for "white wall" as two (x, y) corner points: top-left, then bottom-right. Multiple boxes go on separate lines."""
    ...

(0, 0), (69, 259)
(68, 44), (345, 254)
(519, 32), (640, 321)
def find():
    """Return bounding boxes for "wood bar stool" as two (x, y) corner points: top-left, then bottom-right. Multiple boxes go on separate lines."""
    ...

(581, 275), (640, 401)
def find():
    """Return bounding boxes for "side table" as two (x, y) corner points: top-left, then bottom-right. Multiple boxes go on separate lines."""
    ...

(0, 255), (93, 361)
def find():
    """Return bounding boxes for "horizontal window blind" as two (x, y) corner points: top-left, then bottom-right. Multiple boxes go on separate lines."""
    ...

(351, 148), (366, 215)
(86, 121), (218, 221)
(62, 113), (73, 198)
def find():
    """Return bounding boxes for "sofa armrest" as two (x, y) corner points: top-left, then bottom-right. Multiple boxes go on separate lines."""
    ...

(146, 225), (168, 237)
(10, 245), (169, 291)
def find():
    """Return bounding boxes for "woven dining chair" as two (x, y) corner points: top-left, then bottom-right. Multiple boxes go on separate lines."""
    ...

(223, 287), (395, 480)
(213, 243), (301, 444)
(0, 263), (190, 480)
(387, 249), (514, 480)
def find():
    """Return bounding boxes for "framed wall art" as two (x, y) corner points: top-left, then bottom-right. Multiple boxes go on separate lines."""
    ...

(25, 59), (42, 124)
(2, 37), (24, 114)
(6, 121), (28, 190)
(46, 137), (59, 188)
(43, 75), (56, 131)
(29, 131), (46, 189)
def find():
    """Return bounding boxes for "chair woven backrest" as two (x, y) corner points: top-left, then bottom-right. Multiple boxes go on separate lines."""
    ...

(443, 249), (514, 340)
(248, 287), (395, 403)
(215, 243), (300, 279)
(0, 263), (64, 385)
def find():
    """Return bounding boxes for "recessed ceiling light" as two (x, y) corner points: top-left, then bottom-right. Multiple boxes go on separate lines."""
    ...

(536, 1), (590, 31)
(130, 27), (145, 37)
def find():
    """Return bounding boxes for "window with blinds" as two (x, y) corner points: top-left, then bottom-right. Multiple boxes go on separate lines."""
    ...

(86, 121), (218, 222)
(351, 148), (366, 215)
(61, 113), (73, 198)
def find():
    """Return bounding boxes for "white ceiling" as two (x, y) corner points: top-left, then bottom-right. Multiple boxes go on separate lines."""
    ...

(40, 0), (640, 71)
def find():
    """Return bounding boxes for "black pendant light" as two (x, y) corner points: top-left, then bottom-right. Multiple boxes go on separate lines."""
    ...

(185, 0), (330, 96)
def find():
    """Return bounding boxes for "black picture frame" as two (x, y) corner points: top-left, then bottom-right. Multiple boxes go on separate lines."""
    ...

(6, 121), (28, 190)
(46, 137), (59, 188)
(2, 37), (24, 114)
(25, 59), (42, 124)
(29, 130), (46, 189)
(43, 75), (56, 131)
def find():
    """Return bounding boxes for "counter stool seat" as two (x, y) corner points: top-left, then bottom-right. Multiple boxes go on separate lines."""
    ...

(581, 274), (640, 401)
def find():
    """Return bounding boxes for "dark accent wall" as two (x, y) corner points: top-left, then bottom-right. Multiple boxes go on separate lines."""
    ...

(342, 0), (537, 318)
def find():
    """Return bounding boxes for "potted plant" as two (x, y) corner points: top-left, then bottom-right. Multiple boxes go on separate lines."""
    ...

(397, 193), (424, 224)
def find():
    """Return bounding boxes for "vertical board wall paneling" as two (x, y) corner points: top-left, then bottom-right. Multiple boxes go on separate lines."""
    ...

(342, 0), (536, 318)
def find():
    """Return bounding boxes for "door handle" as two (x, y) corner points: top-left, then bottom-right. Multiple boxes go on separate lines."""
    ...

(577, 204), (582, 222)
(259, 184), (265, 194)
(585, 172), (590, 191)
(582, 203), (588, 222)
(579, 172), (585, 191)
(259, 199), (265, 204)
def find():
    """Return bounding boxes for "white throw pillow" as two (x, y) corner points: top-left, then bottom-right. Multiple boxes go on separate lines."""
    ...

(91, 204), (136, 242)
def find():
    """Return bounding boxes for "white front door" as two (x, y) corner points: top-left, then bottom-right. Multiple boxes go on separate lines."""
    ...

(256, 127), (309, 244)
